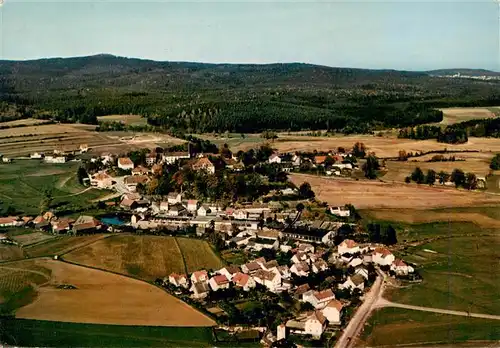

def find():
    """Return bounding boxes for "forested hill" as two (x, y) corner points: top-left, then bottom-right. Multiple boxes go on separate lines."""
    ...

(1, 54), (500, 134)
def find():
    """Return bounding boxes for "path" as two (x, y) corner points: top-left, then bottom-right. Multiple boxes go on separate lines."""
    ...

(335, 273), (384, 348)
(375, 298), (500, 321)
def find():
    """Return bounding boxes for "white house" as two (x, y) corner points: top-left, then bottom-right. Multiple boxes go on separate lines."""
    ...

(190, 281), (210, 299)
(242, 261), (263, 274)
(186, 200), (199, 212)
(330, 206), (351, 217)
(197, 205), (209, 217)
(292, 154), (302, 167)
(304, 311), (327, 339)
(290, 261), (310, 277)
(304, 289), (335, 309)
(391, 259), (415, 275)
(0, 216), (20, 227)
(268, 154), (282, 164)
(209, 275), (230, 291)
(337, 239), (359, 255)
(276, 265), (292, 280)
(372, 247), (395, 266)
(291, 252), (309, 264)
(348, 257), (363, 268)
(232, 272), (257, 291)
(312, 259), (329, 273)
(253, 269), (282, 292)
(131, 165), (150, 176)
(167, 193), (182, 205)
(246, 238), (279, 252)
(340, 274), (365, 291)
(217, 266), (241, 281)
(44, 156), (67, 164)
(190, 270), (209, 284)
(30, 152), (44, 159)
(159, 201), (169, 212)
(232, 209), (248, 220)
(90, 172), (114, 189)
(167, 204), (186, 217)
(118, 157), (134, 170)
(321, 300), (343, 325)
(298, 243), (315, 253)
(162, 152), (190, 164)
(167, 273), (189, 289)
(354, 266), (369, 280)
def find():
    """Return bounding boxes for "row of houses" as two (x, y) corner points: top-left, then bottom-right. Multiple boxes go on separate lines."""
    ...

(0, 213), (103, 234)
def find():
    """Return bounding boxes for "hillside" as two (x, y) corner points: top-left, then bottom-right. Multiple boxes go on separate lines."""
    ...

(1, 54), (500, 133)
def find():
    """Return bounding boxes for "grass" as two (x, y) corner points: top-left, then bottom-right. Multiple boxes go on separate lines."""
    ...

(0, 161), (110, 215)
(176, 237), (225, 273)
(0, 245), (24, 262)
(24, 235), (108, 258)
(360, 307), (500, 346)
(8, 231), (56, 247)
(97, 114), (148, 126)
(0, 319), (214, 347)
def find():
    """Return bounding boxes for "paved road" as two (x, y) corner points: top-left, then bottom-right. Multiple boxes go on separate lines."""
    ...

(375, 299), (500, 321)
(335, 273), (384, 348)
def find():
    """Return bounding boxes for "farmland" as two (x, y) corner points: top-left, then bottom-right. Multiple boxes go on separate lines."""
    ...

(438, 107), (500, 125)
(0, 161), (110, 215)
(25, 235), (109, 258)
(360, 307), (500, 347)
(0, 244), (25, 262)
(176, 237), (225, 273)
(11, 259), (215, 326)
(290, 173), (500, 209)
(8, 230), (57, 246)
(97, 114), (148, 126)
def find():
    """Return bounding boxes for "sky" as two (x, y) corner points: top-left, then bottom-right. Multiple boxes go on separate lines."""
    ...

(0, 0), (498, 71)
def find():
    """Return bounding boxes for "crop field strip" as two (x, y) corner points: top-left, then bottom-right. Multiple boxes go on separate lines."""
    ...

(175, 237), (225, 273)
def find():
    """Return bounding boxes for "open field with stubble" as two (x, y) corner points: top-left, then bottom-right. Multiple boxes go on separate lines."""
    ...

(176, 237), (225, 273)
(359, 307), (500, 347)
(437, 106), (500, 125)
(97, 114), (148, 126)
(13, 258), (215, 327)
(290, 173), (500, 209)
(25, 235), (109, 258)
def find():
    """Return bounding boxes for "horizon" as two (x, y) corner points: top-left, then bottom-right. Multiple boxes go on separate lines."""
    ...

(0, 1), (498, 71)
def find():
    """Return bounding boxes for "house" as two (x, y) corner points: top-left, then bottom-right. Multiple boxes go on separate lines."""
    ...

(190, 281), (210, 299)
(304, 289), (335, 309)
(168, 204), (186, 217)
(124, 175), (149, 191)
(292, 154), (302, 166)
(314, 156), (327, 165)
(51, 218), (73, 234)
(190, 270), (209, 284)
(33, 215), (49, 229)
(294, 284), (311, 298)
(242, 261), (263, 274)
(186, 200), (199, 212)
(298, 243), (315, 253)
(217, 265), (241, 281)
(2, 157), (12, 163)
(372, 247), (395, 266)
(291, 252), (308, 264)
(348, 257), (363, 268)
(232, 272), (256, 291)
(281, 229), (336, 245)
(209, 275), (230, 291)
(44, 156), (66, 164)
(290, 261), (310, 277)
(304, 311), (327, 338)
(146, 153), (157, 166)
(232, 209), (248, 220)
(159, 201), (169, 212)
(167, 192), (182, 204)
(167, 273), (189, 288)
(131, 165), (150, 176)
(253, 269), (282, 292)
(268, 154), (282, 164)
(340, 274), (365, 291)
(229, 235), (252, 247)
(0, 216), (20, 227)
(337, 239), (359, 255)
(276, 265), (292, 279)
(72, 215), (102, 234)
(322, 300), (343, 325)
(151, 164), (163, 175)
(79, 144), (89, 153)
(30, 152), (44, 159)
(354, 266), (369, 280)
(247, 238), (279, 252)
(192, 157), (216, 174)
(330, 206), (351, 217)
(90, 172), (114, 189)
(118, 157), (134, 170)
(197, 205), (210, 217)
(120, 197), (138, 210)
(263, 260), (279, 271)
(162, 152), (190, 164)
(391, 259), (415, 275)
(312, 259), (329, 273)
(101, 153), (114, 165)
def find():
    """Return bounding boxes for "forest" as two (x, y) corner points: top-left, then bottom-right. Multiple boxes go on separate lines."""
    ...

(1, 55), (500, 134)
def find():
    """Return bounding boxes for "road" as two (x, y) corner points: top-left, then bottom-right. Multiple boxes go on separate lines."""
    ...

(335, 273), (384, 348)
(375, 299), (500, 321)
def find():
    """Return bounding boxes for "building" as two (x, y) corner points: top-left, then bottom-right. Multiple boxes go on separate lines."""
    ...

(281, 229), (335, 245)
(167, 273), (189, 288)
(124, 175), (149, 192)
(246, 238), (279, 252)
(51, 218), (73, 234)
(0, 216), (20, 227)
(232, 272), (256, 291)
(118, 157), (134, 170)
(242, 261), (263, 274)
(339, 274), (365, 291)
(391, 259), (415, 275)
(167, 204), (186, 217)
(30, 152), (44, 159)
(131, 165), (150, 176)
(146, 153), (157, 166)
(304, 311), (327, 338)
(167, 192), (182, 204)
(312, 259), (329, 273)
(72, 215), (102, 234)
(159, 201), (169, 211)
(162, 152), (190, 164)
(192, 157), (216, 174)
(354, 266), (369, 280)
(372, 247), (395, 266)
(209, 275), (230, 291)
(44, 156), (66, 164)
(321, 300), (343, 325)
(268, 154), (282, 164)
(290, 261), (310, 277)
(197, 205), (209, 217)
(303, 289), (335, 309)
(253, 269), (282, 292)
(217, 266), (241, 281)
(314, 156), (327, 165)
(186, 200), (199, 212)
(190, 281), (210, 299)
(292, 154), (302, 167)
(330, 206), (351, 217)
(291, 252), (308, 264)
(79, 144), (89, 153)
(2, 157), (12, 163)
(337, 239), (359, 255)
(90, 172), (114, 189)
(190, 270), (209, 284)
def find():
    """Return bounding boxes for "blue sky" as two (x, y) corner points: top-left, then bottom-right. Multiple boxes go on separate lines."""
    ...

(0, 0), (498, 71)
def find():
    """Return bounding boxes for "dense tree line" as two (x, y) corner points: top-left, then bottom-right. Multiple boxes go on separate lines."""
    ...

(399, 124), (468, 144)
(406, 167), (480, 189)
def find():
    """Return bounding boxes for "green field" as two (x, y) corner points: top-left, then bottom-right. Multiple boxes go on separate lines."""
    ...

(361, 308), (500, 346)
(0, 161), (110, 215)
(0, 319), (214, 347)
(24, 235), (108, 258)
(176, 237), (225, 273)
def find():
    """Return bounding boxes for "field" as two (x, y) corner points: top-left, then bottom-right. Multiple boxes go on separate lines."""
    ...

(0, 161), (110, 214)
(24, 235), (109, 258)
(290, 173), (500, 209)
(438, 107), (500, 125)
(0, 319), (214, 347)
(8, 231), (57, 246)
(13, 258), (215, 327)
(97, 114), (148, 126)
(176, 237), (225, 273)
(64, 235), (192, 280)
(0, 118), (53, 127)
(0, 244), (25, 262)
(360, 307), (500, 347)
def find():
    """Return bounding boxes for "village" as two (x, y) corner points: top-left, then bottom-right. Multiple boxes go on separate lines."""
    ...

(0, 137), (421, 346)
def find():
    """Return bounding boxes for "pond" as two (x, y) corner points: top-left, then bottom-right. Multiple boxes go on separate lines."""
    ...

(100, 215), (128, 226)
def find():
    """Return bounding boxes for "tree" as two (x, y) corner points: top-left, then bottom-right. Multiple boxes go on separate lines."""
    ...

(382, 225), (397, 245)
(404, 176), (411, 184)
(296, 202), (305, 212)
(220, 143), (232, 159)
(490, 154), (500, 170)
(324, 155), (335, 167)
(261, 130), (278, 142)
(398, 150), (408, 161)
(352, 142), (366, 158)
(425, 169), (436, 186)
(465, 172), (478, 190)
(451, 169), (466, 188)
(39, 189), (53, 213)
(77, 167), (88, 185)
(298, 182), (315, 199)
(411, 167), (425, 184)
(438, 171), (450, 184)
(146, 178), (159, 195)
(362, 154), (379, 179)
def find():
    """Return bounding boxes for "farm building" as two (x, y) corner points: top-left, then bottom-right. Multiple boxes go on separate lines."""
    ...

(118, 157), (134, 170)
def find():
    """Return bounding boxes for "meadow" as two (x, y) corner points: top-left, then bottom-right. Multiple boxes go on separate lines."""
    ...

(14, 259), (216, 327)
(0, 161), (110, 215)
(360, 307), (500, 347)
(437, 107), (500, 125)
(24, 235), (109, 258)
(63, 235), (223, 280)
(97, 114), (148, 126)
